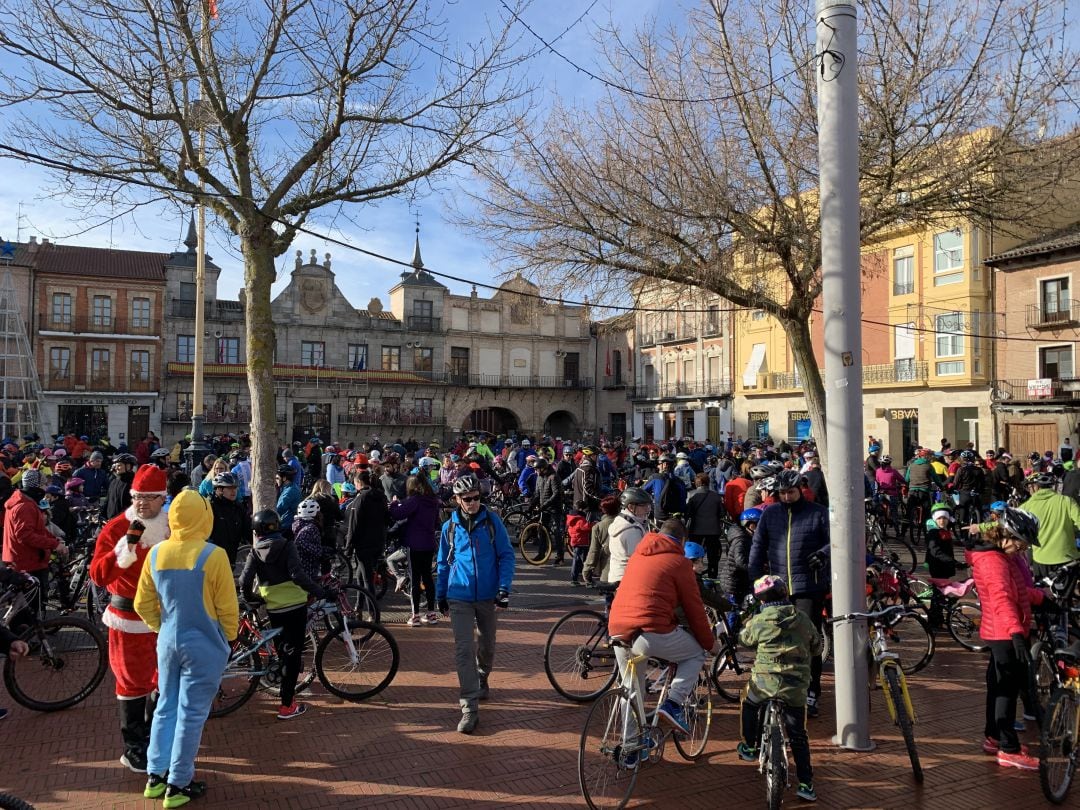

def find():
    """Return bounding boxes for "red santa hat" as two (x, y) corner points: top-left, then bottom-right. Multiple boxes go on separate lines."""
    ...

(130, 464), (168, 496)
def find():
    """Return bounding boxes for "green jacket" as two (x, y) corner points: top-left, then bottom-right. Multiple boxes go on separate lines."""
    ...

(1020, 488), (1080, 566)
(739, 603), (822, 706)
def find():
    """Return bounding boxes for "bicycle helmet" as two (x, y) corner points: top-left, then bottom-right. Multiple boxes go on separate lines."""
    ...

(753, 574), (788, 602)
(582, 445), (600, 456)
(342, 482), (356, 494)
(998, 507), (1040, 547)
(212, 472), (238, 488)
(1026, 471), (1057, 488)
(418, 456), (440, 469)
(65, 477), (85, 491)
(45, 484), (64, 496)
(989, 500), (1007, 513)
(620, 487), (652, 507)
(252, 509), (281, 534)
(675, 452), (689, 460)
(960, 450), (976, 462)
(775, 469), (802, 490)
(683, 541), (706, 561)
(296, 499), (321, 520)
(880, 455), (892, 465)
(276, 463), (295, 478)
(151, 447), (170, 460)
(740, 507), (763, 526)
(113, 453), (136, 466)
(452, 474), (481, 496)
(526, 455), (542, 468)
(758, 475), (777, 493)
(750, 464), (773, 480)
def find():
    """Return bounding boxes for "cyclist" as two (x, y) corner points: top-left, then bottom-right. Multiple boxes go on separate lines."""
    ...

(291, 499), (324, 581)
(924, 505), (962, 628)
(682, 540), (727, 613)
(571, 446), (603, 519)
(743, 462), (783, 511)
(531, 456), (565, 565)
(748, 468), (830, 718)
(673, 452), (695, 490)
(952, 450), (986, 526)
(238, 508), (331, 721)
(274, 463), (302, 537)
(1017, 471), (1080, 580)
(436, 475), (515, 735)
(721, 508), (761, 615)
(607, 518), (721, 736)
(105, 453), (137, 520)
(685, 472), (726, 578)
(904, 449), (942, 533)
(582, 495), (621, 586)
(874, 456), (905, 535)
(643, 454), (686, 521)
(736, 574), (821, 803)
(208, 472), (250, 567)
(606, 487), (651, 586)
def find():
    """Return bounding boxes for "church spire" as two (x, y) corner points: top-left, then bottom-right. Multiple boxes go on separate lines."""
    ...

(411, 219), (424, 271)
(183, 211), (197, 252)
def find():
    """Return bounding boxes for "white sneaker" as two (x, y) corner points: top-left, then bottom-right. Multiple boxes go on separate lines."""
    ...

(421, 612), (439, 625)
(406, 614), (422, 626)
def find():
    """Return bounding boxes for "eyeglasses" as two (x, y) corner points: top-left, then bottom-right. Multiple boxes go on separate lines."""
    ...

(459, 495), (481, 503)
(131, 494), (163, 502)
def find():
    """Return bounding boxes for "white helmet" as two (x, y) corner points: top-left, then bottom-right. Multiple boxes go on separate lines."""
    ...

(676, 452), (689, 460)
(296, 499), (321, 520)
(521, 439), (531, 447)
(369, 450), (381, 462)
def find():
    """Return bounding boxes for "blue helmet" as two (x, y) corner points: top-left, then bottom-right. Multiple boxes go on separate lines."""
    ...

(989, 500), (1007, 513)
(740, 508), (763, 526)
(683, 541), (706, 561)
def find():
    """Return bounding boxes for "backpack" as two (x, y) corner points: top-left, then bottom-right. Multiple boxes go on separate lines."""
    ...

(445, 511), (497, 567)
(658, 475), (682, 516)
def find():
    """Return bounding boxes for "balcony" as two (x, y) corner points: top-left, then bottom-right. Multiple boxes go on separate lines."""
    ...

(38, 314), (157, 336)
(994, 377), (1080, 403)
(463, 374), (593, 389)
(863, 361), (928, 385)
(165, 408), (286, 424)
(631, 380), (734, 400)
(166, 361), (447, 385)
(892, 280), (915, 296)
(1027, 302), (1080, 329)
(41, 372), (158, 393)
(407, 315), (441, 332)
(640, 333), (656, 347)
(602, 375), (627, 390)
(339, 408), (442, 426)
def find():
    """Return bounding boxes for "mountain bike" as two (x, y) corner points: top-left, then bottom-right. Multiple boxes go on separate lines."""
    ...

(709, 595), (755, 702)
(1040, 643), (1080, 804)
(757, 698), (791, 810)
(828, 605), (923, 782)
(578, 639), (713, 809)
(0, 574), (108, 712)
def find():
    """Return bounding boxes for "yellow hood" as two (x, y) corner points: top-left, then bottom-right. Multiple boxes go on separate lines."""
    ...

(168, 489), (214, 542)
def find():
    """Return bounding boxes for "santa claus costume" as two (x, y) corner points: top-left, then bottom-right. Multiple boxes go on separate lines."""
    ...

(89, 464), (170, 772)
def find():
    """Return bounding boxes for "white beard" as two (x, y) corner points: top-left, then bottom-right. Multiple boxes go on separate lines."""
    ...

(123, 505), (171, 547)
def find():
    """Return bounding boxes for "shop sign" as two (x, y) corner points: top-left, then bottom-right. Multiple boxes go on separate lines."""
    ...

(1027, 378), (1052, 398)
(61, 398), (142, 406)
(888, 408), (919, 420)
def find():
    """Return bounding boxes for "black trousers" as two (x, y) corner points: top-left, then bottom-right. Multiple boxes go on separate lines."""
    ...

(409, 549), (436, 615)
(791, 594), (824, 702)
(984, 640), (1025, 752)
(691, 534), (722, 578)
(269, 604), (308, 708)
(741, 695), (813, 785)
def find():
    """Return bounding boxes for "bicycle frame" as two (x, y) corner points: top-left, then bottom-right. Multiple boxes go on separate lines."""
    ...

(609, 648), (674, 763)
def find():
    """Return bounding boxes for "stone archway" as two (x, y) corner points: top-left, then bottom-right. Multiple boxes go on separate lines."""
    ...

(462, 406), (520, 436)
(543, 409), (578, 439)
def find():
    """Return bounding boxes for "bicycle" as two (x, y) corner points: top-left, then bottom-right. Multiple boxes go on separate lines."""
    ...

(828, 605), (923, 782)
(0, 574), (108, 712)
(709, 595), (756, 702)
(866, 498), (919, 574)
(544, 585), (619, 701)
(519, 513), (554, 566)
(1031, 560), (1080, 721)
(577, 638), (713, 809)
(1039, 643), (1080, 804)
(756, 698), (792, 810)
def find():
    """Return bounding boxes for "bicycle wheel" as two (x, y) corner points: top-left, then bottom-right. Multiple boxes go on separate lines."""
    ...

(210, 633), (261, 718)
(502, 508), (529, 538)
(765, 717), (787, 810)
(315, 620), (400, 701)
(673, 668), (713, 760)
(3, 616), (107, 712)
(1039, 688), (1078, 804)
(326, 549), (354, 584)
(1032, 641), (1057, 720)
(947, 602), (986, 652)
(883, 666), (923, 782)
(233, 544), (252, 582)
(519, 521), (552, 565)
(339, 584), (380, 625)
(85, 582), (108, 634)
(544, 609), (618, 702)
(578, 688), (641, 810)
(371, 560), (390, 601)
(885, 611), (934, 675)
(710, 648), (751, 703)
(870, 531), (919, 574)
(266, 628), (318, 696)
(0, 793), (36, 810)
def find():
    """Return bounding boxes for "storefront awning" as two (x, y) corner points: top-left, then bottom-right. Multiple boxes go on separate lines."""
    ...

(742, 343), (767, 387)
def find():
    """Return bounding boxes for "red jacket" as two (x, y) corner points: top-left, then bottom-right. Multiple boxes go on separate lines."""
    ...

(608, 532), (714, 650)
(967, 545), (1043, 641)
(724, 478), (751, 521)
(89, 510), (158, 634)
(2, 489), (60, 572)
(566, 513), (593, 548)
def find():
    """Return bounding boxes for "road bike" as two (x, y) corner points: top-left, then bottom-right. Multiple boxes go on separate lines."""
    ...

(0, 574), (107, 712)
(1039, 643), (1080, 804)
(578, 638), (713, 809)
(828, 605), (923, 782)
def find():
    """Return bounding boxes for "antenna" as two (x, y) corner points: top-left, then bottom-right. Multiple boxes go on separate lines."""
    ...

(15, 202), (23, 241)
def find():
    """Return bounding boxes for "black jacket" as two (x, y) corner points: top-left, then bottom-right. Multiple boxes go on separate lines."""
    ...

(804, 468), (829, 507)
(210, 494), (251, 566)
(104, 471), (134, 520)
(238, 531), (325, 607)
(533, 470), (563, 513)
(720, 523), (752, 601)
(925, 528), (958, 579)
(343, 487), (390, 557)
(685, 487), (725, 536)
(572, 461), (601, 512)
(380, 472), (406, 502)
(313, 493), (341, 548)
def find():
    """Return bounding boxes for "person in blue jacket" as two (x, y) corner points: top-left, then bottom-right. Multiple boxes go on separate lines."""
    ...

(436, 474), (515, 735)
(517, 454), (538, 499)
(275, 463), (302, 536)
(643, 455), (687, 520)
(748, 468), (830, 717)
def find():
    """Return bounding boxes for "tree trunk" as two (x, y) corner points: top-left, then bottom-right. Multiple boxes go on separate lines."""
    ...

(241, 226), (280, 513)
(779, 313), (829, 471)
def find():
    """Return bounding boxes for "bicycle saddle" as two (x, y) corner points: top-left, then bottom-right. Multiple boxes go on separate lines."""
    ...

(928, 577), (975, 598)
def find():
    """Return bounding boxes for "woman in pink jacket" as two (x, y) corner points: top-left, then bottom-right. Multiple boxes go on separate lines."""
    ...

(966, 508), (1045, 772)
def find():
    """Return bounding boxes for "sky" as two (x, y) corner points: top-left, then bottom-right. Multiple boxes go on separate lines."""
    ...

(0, 0), (668, 306)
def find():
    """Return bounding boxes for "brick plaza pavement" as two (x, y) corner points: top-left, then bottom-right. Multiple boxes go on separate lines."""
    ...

(0, 564), (1063, 809)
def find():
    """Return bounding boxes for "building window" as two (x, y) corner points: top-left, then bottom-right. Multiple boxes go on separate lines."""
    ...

(175, 282), (196, 317)
(131, 297), (151, 329)
(706, 305), (721, 335)
(213, 393), (239, 417)
(382, 397), (401, 418)
(1040, 278), (1071, 322)
(415, 398), (433, 419)
(92, 295), (113, 328)
(301, 341), (325, 366)
(681, 411), (695, 439)
(612, 349), (622, 384)
(176, 392), (193, 418)
(130, 350), (150, 381)
(381, 346), (400, 371)
(934, 313), (964, 357)
(450, 347), (469, 380)
(347, 396), (367, 417)
(682, 359), (694, 389)
(892, 246), (914, 295)
(933, 230), (964, 285)
(51, 293), (72, 326)
(49, 347), (71, 380)
(563, 351), (580, 383)
(348, 344), (368, 371)
(411, 299), (437, 330)
(90, 348), (110, 382)
(510, 302), (529, 324)
(935, 361), (965, 376)
(751, 310), (766, 321)
(176, 335), (195, 364)
(216, 337), (239, 364)
(1040, 345), (1074, 379)
(708, 355), (721, 383)
(414, 347), (433, 372)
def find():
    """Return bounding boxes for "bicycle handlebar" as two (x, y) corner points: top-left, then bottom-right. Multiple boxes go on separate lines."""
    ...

(827, 605), (906, 626)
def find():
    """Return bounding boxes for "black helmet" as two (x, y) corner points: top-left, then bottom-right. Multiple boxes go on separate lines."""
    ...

(775, 469), (802, 490)
(658, 453), (675, 464)
(620, 487), (652, 507)
(113, 453), (136, 466)
(452, 474), (481, 496)
(212, 472), (238, 488)
(998, 507), (1040, 547)
(960, 450), (976, 462)
(276, 463), (295, 479)
(252, 509), (281, 534)
(1027, 472), (1056, 488)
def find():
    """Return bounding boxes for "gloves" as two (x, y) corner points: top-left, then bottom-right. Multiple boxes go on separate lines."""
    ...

(438, 598), (450, 616)
(1011, 632), (1032, 665)
(126, 519), (146, 544)
(807, 549), (828, 572)
(495, 590), (510, 610)
(113, 534), (138, 569)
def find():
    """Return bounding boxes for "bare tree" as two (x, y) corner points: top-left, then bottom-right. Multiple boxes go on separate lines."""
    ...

(469, 0), (1080, 460)
(0, 0), (528, 508)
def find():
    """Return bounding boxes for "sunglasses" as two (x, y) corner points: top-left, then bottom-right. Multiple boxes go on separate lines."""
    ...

(458, 494), (481, 503)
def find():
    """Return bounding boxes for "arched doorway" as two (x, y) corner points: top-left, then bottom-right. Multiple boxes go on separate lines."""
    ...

(463, 406), (519, 436)
(544, 410), (578, 438)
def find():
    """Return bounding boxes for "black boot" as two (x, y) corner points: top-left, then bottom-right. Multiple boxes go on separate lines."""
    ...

(119, 697), (149, 772)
